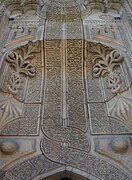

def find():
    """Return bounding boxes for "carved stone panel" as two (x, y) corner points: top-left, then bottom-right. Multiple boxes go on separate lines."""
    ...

(86, 42), (132, 134)
(0, 0), (132, 179)
(0, 41), (43, 135)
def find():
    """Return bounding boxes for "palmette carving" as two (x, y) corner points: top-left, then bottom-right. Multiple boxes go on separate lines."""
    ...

(109, 94), (132, 128)
(6, 44), (36, 94)
(0, 41), (41, 134)
(8, 69), (21, 95)
(0, 92), (22, 130)
(91, 44), (123, 94)
(89, 43), (132, 130)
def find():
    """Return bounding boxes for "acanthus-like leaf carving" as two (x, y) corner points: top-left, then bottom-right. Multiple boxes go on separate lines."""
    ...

(109, 94), (132, 128)
(6, 52), (36, 77)
(8, 69), (21, 95)
(107, 71), (122, 94)
(6, 42), (38, 94)
(0, 41), (40, 130)
(90, 43), (123, 94)
(89, 43), (132, 128)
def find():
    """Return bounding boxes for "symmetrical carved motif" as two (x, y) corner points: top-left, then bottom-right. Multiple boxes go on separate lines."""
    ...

(0, 92), (22, 130)
(0, 41), (41, 134)
(88, 43), (132, 130)
(0, 0), (132, 180)
(41, 137), (130, 180)
(6, 50), (35, 94)
(91, 43), (123, 94)
(109, 94), (132, 128)
(40, 2), (92, 173)
(4, 42), (38, 95)
(0, 36), (131, 178)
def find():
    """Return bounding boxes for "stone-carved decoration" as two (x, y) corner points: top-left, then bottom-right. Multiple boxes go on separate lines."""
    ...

(110, 137), (129, 154)
(88, 0), (121, 12)
(86, 42), (131, 134)
(0, 41), (42, 135)
(0, 92), (22, 130)
(2, 155), (62, 180)
(91, 44), (123, 94)
(41, 2), (92, 174)
(41, 137), (131, 180)
(108, 94), (132, 129)
(37, 7), (132, 180)
(37, 0), (121, 19)
(5, 11), (41, 48)
(88, 44), (132, 130)
(0, 140), (19, 155)
(36, 1), (132, 179)
(85, 18), (124, 49)
(1, 154), (131, 180)
(0, 1), (132, 180)
(45, 0), (83, 39)
(6, 44), (36, 94)
(38, 0), (90, 20)
(42, 39), (91, 159)
(92, 22), (118, 38)
(0, 1), (132, 179)
(95, 136), (132, 173)
(0, 138), (36, 170)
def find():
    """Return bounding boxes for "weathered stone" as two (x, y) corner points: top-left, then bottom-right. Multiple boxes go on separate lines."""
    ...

(0, 0), (132, 179)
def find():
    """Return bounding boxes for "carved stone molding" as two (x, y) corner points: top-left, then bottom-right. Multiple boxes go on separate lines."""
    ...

(1, 153), (131, 180)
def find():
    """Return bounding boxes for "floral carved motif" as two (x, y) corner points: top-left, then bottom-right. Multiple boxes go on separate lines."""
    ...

(89, 43), (132, 129)
(90, 43), (123, 94)
(6, 42), (38, 94)
(0, 41), (39, 131)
